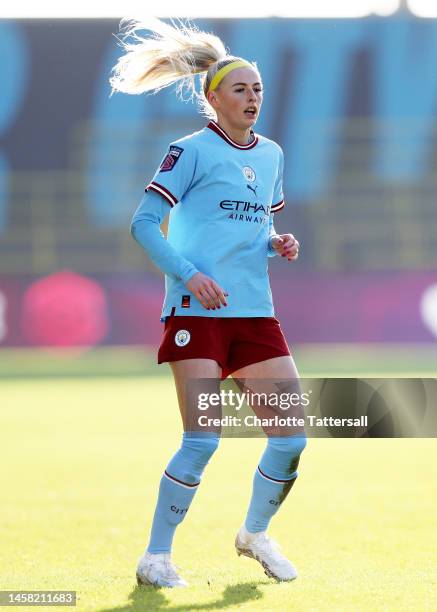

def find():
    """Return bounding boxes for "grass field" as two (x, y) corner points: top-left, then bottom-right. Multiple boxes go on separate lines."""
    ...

(1, 371), (436, 611)
(1, 343), (437, 378)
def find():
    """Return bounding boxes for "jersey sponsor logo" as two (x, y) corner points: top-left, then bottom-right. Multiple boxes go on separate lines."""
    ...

(175, 329), (190, 347)
(228, 213), (268, 224)
(243, 165), (256, 182)
(159, 145), (184, 172)
(220, 200), (270, 215)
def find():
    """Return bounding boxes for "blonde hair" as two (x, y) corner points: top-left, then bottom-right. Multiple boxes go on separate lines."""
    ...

(109, 17), (258, 119)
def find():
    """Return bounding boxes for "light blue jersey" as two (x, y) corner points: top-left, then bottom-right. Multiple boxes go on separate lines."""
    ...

(134, 120), (285, 321)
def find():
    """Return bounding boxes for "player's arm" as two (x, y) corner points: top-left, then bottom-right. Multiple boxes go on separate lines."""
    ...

(132, 140), (228, 309)
(268, 145), (300, 261)
(130, 192), (227, 309)
(130, 189), (199, 284)
(132, 141), (200, 282)
(268, 145), (285, 258)
(268, 216), (280, 258)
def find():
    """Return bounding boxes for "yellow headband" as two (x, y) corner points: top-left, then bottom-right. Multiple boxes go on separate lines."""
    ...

(207, 60), (254, 94)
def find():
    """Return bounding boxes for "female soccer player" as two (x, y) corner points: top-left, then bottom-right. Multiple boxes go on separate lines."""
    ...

(110, 17), (307, 588)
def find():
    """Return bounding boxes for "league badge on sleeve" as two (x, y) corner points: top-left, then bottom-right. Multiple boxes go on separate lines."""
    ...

(159, 145), (184, 172)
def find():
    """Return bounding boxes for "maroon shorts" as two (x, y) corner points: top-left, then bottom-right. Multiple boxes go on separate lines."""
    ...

(157, 315), (291, 380)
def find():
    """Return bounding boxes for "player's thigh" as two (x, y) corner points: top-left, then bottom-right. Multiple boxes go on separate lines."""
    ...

(231, 354), (299, 379)
(170, 358), (222, 430)
(232, 355), (303, 437)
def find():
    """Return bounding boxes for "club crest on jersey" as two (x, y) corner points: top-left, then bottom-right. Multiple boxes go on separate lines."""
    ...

(243, 166), (256, 182)
(160, 145), (184, 172)
(175, 329), (190, 347)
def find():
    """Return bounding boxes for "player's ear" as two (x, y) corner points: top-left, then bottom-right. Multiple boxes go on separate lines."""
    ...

(207, 90), (218, 109)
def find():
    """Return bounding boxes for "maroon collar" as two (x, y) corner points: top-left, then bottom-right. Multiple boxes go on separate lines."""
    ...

(207, 120), (258, 150)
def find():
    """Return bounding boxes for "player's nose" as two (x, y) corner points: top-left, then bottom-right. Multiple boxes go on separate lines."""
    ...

(247, 89), (257, 102)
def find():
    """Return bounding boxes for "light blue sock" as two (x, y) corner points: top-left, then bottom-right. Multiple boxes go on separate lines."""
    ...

(147, 432), (219, 553)
(245, 435), (307, 534)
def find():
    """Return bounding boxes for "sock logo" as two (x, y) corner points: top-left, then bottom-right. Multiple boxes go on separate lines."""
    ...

(170, 505), (188, 515)
(175, 329), (190, 347)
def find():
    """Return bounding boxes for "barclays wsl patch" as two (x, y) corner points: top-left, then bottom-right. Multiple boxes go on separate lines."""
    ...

(160, 146), (184, 172)
(175, 329), (191, 347)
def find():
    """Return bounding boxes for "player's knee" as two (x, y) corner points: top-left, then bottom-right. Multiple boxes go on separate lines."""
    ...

(183, 433), (220, 461)
(169, 433), (220, 484)
(261, 435), (307, 480)
(268, 434), (307, 458)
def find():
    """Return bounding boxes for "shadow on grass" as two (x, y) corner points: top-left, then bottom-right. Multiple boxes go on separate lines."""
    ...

(98, 580), (271, 611)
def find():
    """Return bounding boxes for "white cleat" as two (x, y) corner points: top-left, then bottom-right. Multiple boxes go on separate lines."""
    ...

(235, 526), (298, 582)
(136, 551), (188, 588)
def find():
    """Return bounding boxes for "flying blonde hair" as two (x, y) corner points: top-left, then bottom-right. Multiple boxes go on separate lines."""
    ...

(109, 17), (258, 119)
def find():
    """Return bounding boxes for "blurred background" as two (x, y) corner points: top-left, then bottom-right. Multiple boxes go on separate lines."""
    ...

(1, 3), (437, 376)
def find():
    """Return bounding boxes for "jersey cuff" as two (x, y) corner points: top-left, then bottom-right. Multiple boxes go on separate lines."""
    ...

(146, 181), (178, 207)
(268, 235), (279, 257)
(180, 266), (199, 285)
(271, 199), (284, 213)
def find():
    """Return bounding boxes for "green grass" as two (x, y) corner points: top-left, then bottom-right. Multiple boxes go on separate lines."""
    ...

(0, 343), (436, 378)
(1, 377), (436, 611)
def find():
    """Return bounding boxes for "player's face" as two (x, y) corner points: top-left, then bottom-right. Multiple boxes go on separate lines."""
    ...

(213, 67), (263, 129)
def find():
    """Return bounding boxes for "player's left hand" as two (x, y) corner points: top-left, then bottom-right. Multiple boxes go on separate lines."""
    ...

(270, 233), (300, 261)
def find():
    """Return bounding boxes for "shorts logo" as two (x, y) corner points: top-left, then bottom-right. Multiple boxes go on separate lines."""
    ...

(175, 329), (190, 347)
(243, 166), (256, 182)
(160, 145), (184, 172)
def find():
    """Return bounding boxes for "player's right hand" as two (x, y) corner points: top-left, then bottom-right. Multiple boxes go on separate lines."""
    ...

(185, 272), (228, 310)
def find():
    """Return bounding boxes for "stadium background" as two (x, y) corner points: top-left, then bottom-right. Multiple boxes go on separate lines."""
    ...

(1, 14), (437, 375)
